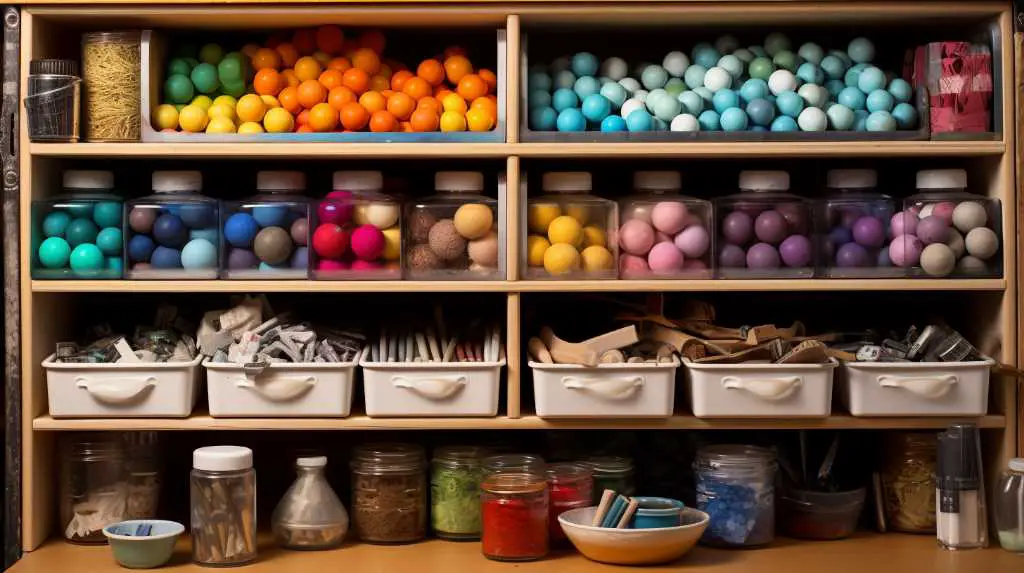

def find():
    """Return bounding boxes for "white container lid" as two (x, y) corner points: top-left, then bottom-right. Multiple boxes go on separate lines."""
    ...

(827, 169), (877, 189)
(63, 170), (114, 190)
(257, 171), (306, 192)
(543, 172), (592, 193)
(739, 171), (789, 191)
(634, 171), (681, 191)
(193, 446), (253, 472)
(153, 171), (202, 193)
(297, 456), (328, 469)
(333, 171), (383, 191)
(1010, 458), (1024, 472)
(916, 169), (967, 190)
(435, 171), (484, 192)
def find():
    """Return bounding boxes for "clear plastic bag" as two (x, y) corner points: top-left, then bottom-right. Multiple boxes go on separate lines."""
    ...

(272, 456), (349, 550)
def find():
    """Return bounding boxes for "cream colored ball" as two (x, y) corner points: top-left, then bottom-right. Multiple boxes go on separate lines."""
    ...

(355, 202), (400, 229)
(468, 230), (499, 267)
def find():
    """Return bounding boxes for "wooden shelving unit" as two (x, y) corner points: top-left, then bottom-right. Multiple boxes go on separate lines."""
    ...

(11, 1), (1021, 572)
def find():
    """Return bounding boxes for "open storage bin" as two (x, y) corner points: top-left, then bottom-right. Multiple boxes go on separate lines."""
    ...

(530, 359), (678, 418)
(839, 358), (993, 416)
(204, 360), (356, 417)
(684, 358), (837, 418)
(360, 350), (504, 417)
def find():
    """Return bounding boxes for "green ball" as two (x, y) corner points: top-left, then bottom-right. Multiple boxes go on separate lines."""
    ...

(164, 74), (194, 104)
(184, 57), (200, 69)
(198, 43), (223, 65)
(167, 58), (192, 77)
(772, 50), (799, 73)
(217, 57), (242, 83)
(190, 63), (220, 94)
(69, 243), (104, 273)
(221, 78), (246, 98)
(38, 237), (71, 269)
(749, 57), (775, 80)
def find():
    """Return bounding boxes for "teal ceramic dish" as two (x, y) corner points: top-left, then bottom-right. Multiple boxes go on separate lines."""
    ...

(103, 520), (184, 569)
(631, 497), (686, 529)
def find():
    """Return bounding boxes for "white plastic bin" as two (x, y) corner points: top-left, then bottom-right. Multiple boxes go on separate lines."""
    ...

(204, 360), (356, 417)
(361, 353), (504, 417)
(44, 353), (202, 418)
(684, 358), (837, 418)
(531, 359), (679, 418)
(840, 358), (993, 416)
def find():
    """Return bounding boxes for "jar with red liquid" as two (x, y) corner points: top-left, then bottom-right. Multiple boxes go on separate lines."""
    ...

(545, 463), (592, 543)
(481, 472), (549, 562)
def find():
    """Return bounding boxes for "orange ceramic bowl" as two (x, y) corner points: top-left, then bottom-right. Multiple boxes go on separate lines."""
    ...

(557, 506), (709, 565)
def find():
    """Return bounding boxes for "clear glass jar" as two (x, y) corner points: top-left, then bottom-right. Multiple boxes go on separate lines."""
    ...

(523, 172), (617, 279)
(32, 170), (123, 279)
(82, 31), (141, 142)
(60, 434), (126, 544)
(694, 444), (777, 547)
(431, 446), (488, 540)
(126, 171), (219, 279)
(545, 463), (592, 542)
(405, 172), (501, 280)
(716, 171), (813, 279)
(995, 458), (1024, 552)
(617, 171), (713, 279)
(894, 169), (1002, 278)
(817, 169), (900, 278)
(350, 443), (426, 544)
(880, 432), (937, 533)
(190, 446), (257, 566)
(481, 472), (549, 562)
(582, 456), (634, 504)
(222, 171), (310, 279)
(272, 456), (349, 550)
(311, 171), (401, 280)
(483, 454), (546, 476)
(124, 432), (162, 521)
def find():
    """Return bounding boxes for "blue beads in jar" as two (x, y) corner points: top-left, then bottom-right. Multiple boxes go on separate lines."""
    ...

(694, 445), (777, 547)
(222, 171), (310, 279)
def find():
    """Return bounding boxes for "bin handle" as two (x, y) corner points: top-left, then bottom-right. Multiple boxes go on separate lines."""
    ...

(877, 374), (957, 399)
(561, 376), (644, 400)
(75, 376), (157, 404)
(391, 375), (467, 400)
(721, 376), (802, 400)
(233, 375), (318, 402)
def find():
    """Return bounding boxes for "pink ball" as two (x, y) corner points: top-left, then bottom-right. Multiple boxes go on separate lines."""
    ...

(351, 259), (382, 271)
(618, 254), (649, 276)
(890, 211), (918, 238)
(889, 234), (923, 267)
(318, 194), (353, 225)
(655, 231), (673, 244)
(650, 201), (688, 235)
(683, 259), (707, 270)
(933, 201), (956, 225)
(648, 242), (684, 272)
(674, 225), (710, 258)
(318, 259), (349, 271)
(351, 224), (385, 261)
(618, 219), (655, 255)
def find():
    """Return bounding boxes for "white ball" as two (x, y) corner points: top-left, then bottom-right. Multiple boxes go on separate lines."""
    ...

(798, 83), (828, 109)
(703, 67), (732, 92)
(715, 35), (740, 54)
(952, 201), (988, 232)
(670, 113), (700, 132)
(550, 56), (570, 73)
(360, 203), (400, 229)
(620, 98), (646, 120)
(717, 55), (744, 79)
(797, 107), (828, 131)
(946, 229), (965, 258)
(768, 69), (798, 95)
(618, 77), (641, 94)
(633, 89), (649, 103)
(662, 51), (690, 77)
(600, 57), (629, 81)
(965, 227), (999, 260)
(732, 48), (754, 63)
(921, 243), (956, 277)
(957, 255), (987, 274)
(919, 203), (936, 218)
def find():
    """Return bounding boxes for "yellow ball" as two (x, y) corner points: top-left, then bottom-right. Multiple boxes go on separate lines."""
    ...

(565, 205), (591, 225)
(581, 245), (614, 271)
(381, 226), (401, 261)
(548, 215), (583, 246)
(263, 107), (295, 133)
(153, 104), (179, 130)
(441, 93), (468, 114)
(526, 235), (550, 267)
(212, 95), (238, 109)
(440, 110), (467, 132)
(177, 104), (209, 133)
(236, 94), (267, 123)
(465, 107), (495, 132)
(453, 204), (494, 240)
(260, 94), (280, 109)
(543, 243), (580, 276)
(237, 121), (265, 134)
(582, 225), (606, 248)
(528, 203), (561, 234)
(190, 95), (213, 111)
(208, 103), (237, 124)
(205, 116), (236, 134)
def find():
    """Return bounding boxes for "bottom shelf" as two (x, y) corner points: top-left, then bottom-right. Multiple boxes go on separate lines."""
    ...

(11, 533), (1019, 572)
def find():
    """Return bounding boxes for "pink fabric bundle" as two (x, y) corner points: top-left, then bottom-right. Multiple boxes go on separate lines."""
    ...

(907, 42), (993, 133)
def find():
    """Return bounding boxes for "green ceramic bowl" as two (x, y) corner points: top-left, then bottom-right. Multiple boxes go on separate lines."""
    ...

(103, 520), (184, 569)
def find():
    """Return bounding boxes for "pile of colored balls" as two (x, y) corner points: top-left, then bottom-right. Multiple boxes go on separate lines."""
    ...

(36, 201), (124, 277)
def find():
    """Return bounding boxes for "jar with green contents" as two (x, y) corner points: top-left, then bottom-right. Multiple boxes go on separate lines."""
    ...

(431, 446), (488, 540)
(582, 456), (634, 504)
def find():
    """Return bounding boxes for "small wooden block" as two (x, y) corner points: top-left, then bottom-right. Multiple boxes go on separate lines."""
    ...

(528, 337), (553, 363)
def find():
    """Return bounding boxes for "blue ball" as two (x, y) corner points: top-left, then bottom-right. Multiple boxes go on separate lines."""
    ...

(65, 218), (98, 247)
(529, 89), (552, 109)
(694, 47), (721, 70)
(128, 234), (155, 262)
(698, 110), (721, 131)
(820, 55), (847, 80)
(825, 79), (846, 98)
(625, 109), (653, 132)
(857, 66), (886, 93)
(69, 243), (104, 273)
(152, 213), (188, 247)
(599, 82), (628, 109)
(574, 75), (601, 100)
(678, 90), (704, 115)
(38, 237), (71, 269)
(844, 63), (868, 88)
(556, 108), (587, 132)
(830, 226), (853, 245)
(552, 88), (579, 112)
(712, 89), (740, 114)
(290, 246), (309, 269)
(888, 78), (913, 103)
(529, 106), (558, 131)
(571, 52), (599, 77)
(150, 246), (182, 269)
(775, 91), (804, 118)
(106, 257), (124, 274)
(796, 63), (824, 85)
(739, 79), (769, 103)
(853, 110), (870, 132)
(838, 86), (867, 110)
(770, 115), (799, 132)
(866, 89), (895, 113)
(178, 204), (216, 228)
(223, 212), (259, 248)
(190, 228), (219, 244)
(42, 211), (71, 237)
(252, 205), (289, 228)
(95, 227), (123, 256)
(600, 115), (627, 132)
(92, 202), (122, 228)
(866, 110), (897, 132)
(746, 98), (775, 126)
(181, 238), (217, 269)
(683, 65), (707, 90)
(892, 102), (918, 129)
(581, 94), (612, 122)
(720, 107), (748, 132)
(528, 70), (552, 92)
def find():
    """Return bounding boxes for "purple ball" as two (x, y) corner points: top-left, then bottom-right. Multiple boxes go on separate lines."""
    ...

(722, 211), (754, 245)
(840, 208), (864, 229)
(889, 234), (923, 267)
(129, 208), (156, 234)
(890, 211), (918, 237)
(754, 210), (788, 244)
(674, 225), (710, 258)
(829, 226), (853, 246)
(777, 203), (809, 234)
(647, 242), (685, 272)
(835, 243), (870, 267)
(290, 246), (309, 269)
(852, 216), (885, 248)
(746, 242), (780, 269)
(227, 248), (259, 269)
(779, 235), (811, 267)
(719, 244), (747, 268)
(916, 215), (950, 245)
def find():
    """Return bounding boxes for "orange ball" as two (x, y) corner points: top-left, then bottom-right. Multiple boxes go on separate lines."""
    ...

(358, 91), (387, 113)
(369, 110), (398, 132)
(308, 102), (339, 132)
(417, 59), (445, 87)
(327, 57), (352, 72)
(340, 102), (370, 131)
(471, 96), (498, 117)
(381, 89), (396, 98)
(342, 68), (370, 95)
(296, 109), (311, 126)
(297, 79), (327, 109)
(280, 69), (301, 89)
(402, 76), (431, 100)
(390, 70), (414, 92)
(252, 48), (281, 71)
(319, 69), (344, 91)
(378, 63), (393, 80)
(444, 46), (467, 59)
(328, 86), (357, 111)
(386, 92), (416, 120)
(457, 73), (488, 101)
(296, 124), (314, 133)
(294, 56), (322, 82)
(241, 43), (260, 59)
(478, 68), (498, 92)
(254, 68), (283, 96)
(416, 96), (441, 111)
(359, 30), (386, 54)
(400, 121), (414, 132)
(409, 106), (440, 132)
(278, 86), (301, 114)
(292, 29), (317, 56)
(352, 48), (381, 75)
(443, 55), (473, 84)
(316, 25), (344, 55)
(266, 33), (286, 50)
(434, 87), (454, 101)
(275, 43), (300, 68)
(369, 75), (390, 92)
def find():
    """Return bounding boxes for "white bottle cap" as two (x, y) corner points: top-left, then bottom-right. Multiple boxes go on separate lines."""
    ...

(1010, 458), (1024, 472)
(435, 171), (484, 192)
(257, 171), (306, 192)
(297, 456), (328, 469)
(633, 171), (681, 191)
(193, 446), (252, 472)
(152, 171), (202, 193)
(542, 172), (592, 193)
(333, 171), (383, 191)
(827, 169), (877, 189)
(63, 170), (114, 190)
(739, 170), (790, 191)
(916, 169), (968, 190)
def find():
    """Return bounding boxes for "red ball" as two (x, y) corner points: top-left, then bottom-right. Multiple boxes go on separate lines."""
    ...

(312, 224), (349, 259)
(350, 224), (385, 261)
(318, 259), (349, 271)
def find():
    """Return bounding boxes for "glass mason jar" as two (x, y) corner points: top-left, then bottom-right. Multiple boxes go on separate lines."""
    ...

(222, 171), (310, 279)
(995, 458), (1024, 552)
(191, 446), (257, 566)
(893, 169), (1002, 278)
(880, 432), (937, 533)
(694, 444), (777, 547)
(817, 169), (899, 278)
(545, 463), (593, 542)
(481, 472), (550, 562)
(617, 171), (713, 279)
(82, 31), (141, 142)
(126, 171), (219, 279)
(431, 446), (489, 540)
(311, 171), (401, 280)
(582, 456), (635, 504)
(405, 172), (501, 280)
(60, 434), (126, 544)
(350, 443), (426, 544)
(272, 456), (349, 550)
(124, 432), (162, 521)
(716, 171), (814, 279)
(523, 172), (617, 280)
(483, 454), (546, 476)
(32, 170), (124, 279)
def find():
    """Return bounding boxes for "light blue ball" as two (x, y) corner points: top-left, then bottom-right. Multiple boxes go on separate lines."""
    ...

(746, 98), (775, 126)
(751, 125), (768, 132)
(853, 110), (870, 131)
(599, 82), (628, 109)
(42, 211), (71, 237)
(528, 70), (552, 92)
(690, 42), (713, 61)
(552, 88), (579, 112)
(798, 42), (824, 65)
(694, 47), (720, 70)
(553, 70), (576, 90)
(556, 108), (587, 132)
(698, 109), (721, 131)
(38, 236), (71, 268)
(678, 90), (704, 115)
(826, 103), (855, 130)
(652, 117), (668, 131)
(717, 55), (744, 79)
(529, 89), (552, 109)
(259, 262), (287, 272)
(796, 63), (824, 85)
(581, 94), (612, 122)
(574, 75), (601, 100)
(664, 78), (687, 97)
(838, 86), (867, 110)
(252, 205), (288, 228)
(92, 202), (123, 228)
(848, 37), (875, 64)
(530, 106), (557, 130)
(641, 65), (669, 90)
(571, 52), (599, 77)
(693, 87), (714, 104)
(95, 227), (123, 256)
(892, 102), (918, 129)
(69, 243), (104, 273)
(739, 79), (770, 103)
(775, 91), (804, 118)
(683, 65), (707, 90)
(652, 96), (681, 121)
(181, 238), (217, 269)
(770, 115), (799, 132)
(866, 89), (895, 113)
(712, 89), (740, 114)
(857, 66), (886, 93)
(844, 63), (868, 88)
(720, 107), (748, 132)
(866, 110), (897, 132)
(190, 228), (219, 244)
(820, 55), (847, 80)
(599, 76), (614, 86)
(600, 115), (627, 132)
(825, 79), (846, 98)
(888, 78), (913, 103)
(829, 50), (853, 68)
(625, 109), (653, 132)
(646, 88), (669, 111)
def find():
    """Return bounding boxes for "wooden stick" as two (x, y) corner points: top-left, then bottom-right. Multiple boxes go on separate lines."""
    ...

(528, 337), (553, 363)
(541, 326), (598, 366)
(591, 489), (616, 527)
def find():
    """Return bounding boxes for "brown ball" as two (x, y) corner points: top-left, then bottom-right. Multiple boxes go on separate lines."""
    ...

(408, 244), (442, 270)
(428, 219), (466, 261)
(253, 226), (293, 265)
(468, 230), (499, 267)
(408, 210), (437, 244)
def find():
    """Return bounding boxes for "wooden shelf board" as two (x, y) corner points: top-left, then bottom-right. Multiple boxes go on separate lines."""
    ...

(28, 142), (514, 159)
(30, 280), (511, 293)
(511, 278), (1007, 292)
(10, 533), (1020, 573)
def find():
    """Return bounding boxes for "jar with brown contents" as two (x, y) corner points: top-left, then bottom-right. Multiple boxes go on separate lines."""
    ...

(881, 432), (937, 533)
(350, 443), (426, 544)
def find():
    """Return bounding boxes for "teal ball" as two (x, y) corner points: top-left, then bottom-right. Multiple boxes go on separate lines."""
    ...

(553, 70), (576, 90)
(775, 91), (804, 118)
(69, 243), (103, 273)
(683, 65), (707, 90)
(529, 89), (552, 109)
(857, 66), (886, 94)
(826, 103), (855, 130)
(38, 237), (71, 268)
(748, 46), (768, 58)
(844, 63), (868, 88)
(552, 88), (578, 112)
(107, 257), (124, 274)
(829, 50), (853, 68)
(574, 75), (601, 100)
(530, 106), (557, 130)
(796, 63), (823, 85)
(853, 110), (870, 131)
(739, 79), (769, 103)
(892, 102), (918, 129)
(717, 55), (744, 79)
(529, 70), (552, 92)
(581, 94), (612, 122)
(848, 37), (875, 64)
(720, 107), (748, 132)
(746, 98), (775, 126)
(798, 42), (824, 65)
(838, 86), (867, 110)
(888, 78), (913, 103)
(678, 90), (704, 115)
(42, 211), (71, 237)
(92, 201), (122, 228)
(163, 74), (194, 104)
(690, 42), (714, 61)
(600, 82), (628, 109)
(748, 57), (774, 81)
(600, 115), (627, 132)
(693, 47), (720, 70)
(167, 58), (192, 77)
(770, 115), (799, 132)
(712, 89), (740, 114)
(67, 204), (92, 218)
(698, 110), (720, 131)
(95, 227), (123, 256)
(866, 89), (895, 113)
(641, 65), (669, 90)
(825, 79), (846, 98)
(571, 52), (599, 77)
(820, 55), (847, 80)
(625, 109), (653, 132)
(556, 108), (587, 131)
(652, 117), (668, 131)
(190, 63), (219, 94)
(866, 110), (896, 132)
(65, 218), (98, 247)
(773, 50), (799, 73)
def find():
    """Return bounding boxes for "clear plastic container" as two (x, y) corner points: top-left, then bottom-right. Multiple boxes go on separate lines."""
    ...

(817, 169), (900, 278)
(617, 171), (713, 279)
(694, 444), (777, 547)
(32, 170), (123, 279)
(716, 171), (813, 279)
(431, 446), (488, 540)
(582, 456), (635, 504)
(483, 454), (546, 476)
(126, 171), (219, 279)
(780, 488), (866, 540)
(124, 432), (162, 522)
(350, 443), (426, 544)
(880, 432), (936, 533)
(191, 446), (257, 566)
(405, 172), (501, 280)
(481, 472), (549, 562)
(222, 171), (310, 279)
(524, 172), (617, 280)
(311, 171), (401, 280)
(545, 463), (593, 542)
(894, 169), (1002, 278)
(995, 458), (1024, 552)
(272, 456), (349, 550)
